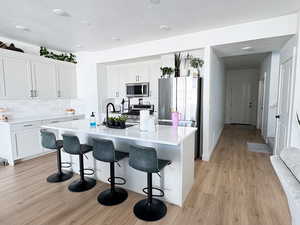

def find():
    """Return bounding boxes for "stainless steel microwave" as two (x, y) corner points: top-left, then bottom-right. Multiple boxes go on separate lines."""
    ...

(126, 82), (149, 97)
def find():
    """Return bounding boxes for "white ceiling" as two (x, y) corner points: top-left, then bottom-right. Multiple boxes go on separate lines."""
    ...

(213, 35), (292, 70)
(0, 0), (299, 52)
(213, 36), (292, 57)
(223, 53), (268, 70)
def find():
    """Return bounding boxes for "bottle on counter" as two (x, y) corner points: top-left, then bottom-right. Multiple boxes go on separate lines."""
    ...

(90, 112), (97, 128)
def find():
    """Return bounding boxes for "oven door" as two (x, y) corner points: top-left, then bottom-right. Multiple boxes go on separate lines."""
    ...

(126, 83), (149, 97)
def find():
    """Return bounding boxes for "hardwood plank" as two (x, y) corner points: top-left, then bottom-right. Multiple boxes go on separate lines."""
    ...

(0, 125), (291, 225)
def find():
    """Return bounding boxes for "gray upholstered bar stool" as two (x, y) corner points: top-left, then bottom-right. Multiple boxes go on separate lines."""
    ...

(129, 145), (171, 222)
(62, 134), (96, 192)
(93, 138), (128, 206)
(40, 130), (73, 183)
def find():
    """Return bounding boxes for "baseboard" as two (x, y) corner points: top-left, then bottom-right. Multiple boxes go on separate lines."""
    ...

(202, 127), (223, 161)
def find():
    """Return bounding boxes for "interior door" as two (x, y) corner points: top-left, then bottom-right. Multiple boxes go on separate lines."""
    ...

(0, 58), (5, 97)
(227, 71), (258, 125)
(32, 61), (57, 98)
(275, 59), (293, 154)
(2, 56), (32, 99)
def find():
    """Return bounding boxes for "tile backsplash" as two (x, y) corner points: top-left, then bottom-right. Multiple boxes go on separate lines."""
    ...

(0, 99), (82, 120)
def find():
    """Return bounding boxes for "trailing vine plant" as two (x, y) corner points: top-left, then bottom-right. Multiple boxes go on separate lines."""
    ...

(40, 46), (77, 64)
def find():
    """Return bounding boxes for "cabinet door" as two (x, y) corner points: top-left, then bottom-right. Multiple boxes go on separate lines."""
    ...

(57, 64), (77, 98)
(32, 61), (57, 99)
(125, 63), (139, 83)
(137, 62), (149, 82)
(15, 128), (43, 159)
(0, 58), (5, 98)
(148, 60), (161, 98)
(3, 57), (32, 98)
(107, 65), (120, 98)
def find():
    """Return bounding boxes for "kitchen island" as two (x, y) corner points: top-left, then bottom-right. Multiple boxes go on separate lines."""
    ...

(42, 119), (196, 206)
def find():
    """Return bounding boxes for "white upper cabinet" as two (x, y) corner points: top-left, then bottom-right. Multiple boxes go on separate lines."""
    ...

(137, 62), (149, 82)
(31, 61), (57, 99)
(56, 64), (77, 99)
(148, 60), (161, 98)
(0, 58), (5, 98)
(0, 49), (77, 100)
(107, 65), (121, 98)
(2, 56), (32, 99)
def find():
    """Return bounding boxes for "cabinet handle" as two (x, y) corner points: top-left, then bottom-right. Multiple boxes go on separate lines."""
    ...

(23, 124), (33, 127)
(50, 121), (60, 124)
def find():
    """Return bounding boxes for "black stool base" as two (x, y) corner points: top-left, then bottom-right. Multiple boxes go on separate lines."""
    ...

(98, 187), (128, 206)
(68, 177), (96, 192)
(47, 171), (73, 183)
(133, 198), (167, 221)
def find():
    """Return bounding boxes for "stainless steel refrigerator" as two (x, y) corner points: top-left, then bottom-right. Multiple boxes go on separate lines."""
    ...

(158, 77), (202, 159)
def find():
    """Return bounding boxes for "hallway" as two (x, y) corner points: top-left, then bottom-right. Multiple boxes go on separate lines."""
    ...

(0, 125), (290, 225)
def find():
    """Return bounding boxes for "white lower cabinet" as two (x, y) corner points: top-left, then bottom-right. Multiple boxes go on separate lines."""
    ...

(0, 114), (84, 166)
(14, 127), (43, 159)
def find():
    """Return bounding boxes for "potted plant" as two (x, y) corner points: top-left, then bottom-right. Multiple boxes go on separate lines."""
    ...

(160, 67), (174, 78)
(117, 115), (128, 129)
(190, 58), (204, 77)
(174, 53), (181, 77)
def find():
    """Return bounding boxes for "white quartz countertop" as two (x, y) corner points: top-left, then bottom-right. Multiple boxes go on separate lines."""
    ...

(42, 119), (197, 146)
(0, 114), (84, 125)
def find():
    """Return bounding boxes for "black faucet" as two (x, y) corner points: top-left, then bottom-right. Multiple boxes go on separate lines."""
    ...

(106, 103), (116, 124)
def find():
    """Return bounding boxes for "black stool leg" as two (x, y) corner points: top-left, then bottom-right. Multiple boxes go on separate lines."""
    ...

(97, 162), (128, 206)
(133, 173), (167, 221)
(47, 148), (73, 183)
(68, 154), (96, 192)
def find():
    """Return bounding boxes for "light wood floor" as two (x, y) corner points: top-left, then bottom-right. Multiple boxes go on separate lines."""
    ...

(0, 125), (291, 225)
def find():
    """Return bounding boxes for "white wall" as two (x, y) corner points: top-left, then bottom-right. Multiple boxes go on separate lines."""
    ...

(260, 54), (272, 138)
(290, 13), (300, 148)
(0, 99), (72, 120)
(202, 47), (226, 161)
(75, 13), (298, 161)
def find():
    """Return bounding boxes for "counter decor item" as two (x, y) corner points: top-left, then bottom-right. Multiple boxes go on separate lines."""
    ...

(106, 115), (128, 129)
(90, 112), (97, 128)
(0, 108), (8, 122)
(160, 67), (174, 78)
(171, 111), (181, 127)
(140, 110), (150, 131)
(0, 41), (24, 53)
(40, 46), (77, 64)
(190, 57), (204, 77)
(174, 52), (181, 77)
(65, 108), (76, 114)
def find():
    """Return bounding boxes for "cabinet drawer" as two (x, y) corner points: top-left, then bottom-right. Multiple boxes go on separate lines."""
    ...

(11, 121), (42, 131)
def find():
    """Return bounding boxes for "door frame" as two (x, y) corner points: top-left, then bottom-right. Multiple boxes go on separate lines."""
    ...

(257, 75), (266, 130)
(274, 46), (297, 155)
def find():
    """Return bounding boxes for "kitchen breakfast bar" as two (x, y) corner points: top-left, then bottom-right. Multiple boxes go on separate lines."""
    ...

(42, 119), (196, 207)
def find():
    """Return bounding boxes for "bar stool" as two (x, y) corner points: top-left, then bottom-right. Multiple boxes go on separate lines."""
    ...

(40, 130), (73, 183)
(129, 145), (171, 221)
(62, 134), (96, 192)
(93, 138), (128, 206)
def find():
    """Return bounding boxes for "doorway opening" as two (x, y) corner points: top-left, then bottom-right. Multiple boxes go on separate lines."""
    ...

(209, 35), (296, 155)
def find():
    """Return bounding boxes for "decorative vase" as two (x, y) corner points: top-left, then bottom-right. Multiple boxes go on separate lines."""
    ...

(175, 68), (180, 77)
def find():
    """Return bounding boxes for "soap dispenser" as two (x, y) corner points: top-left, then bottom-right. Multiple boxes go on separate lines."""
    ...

(90, 112), (96, 128)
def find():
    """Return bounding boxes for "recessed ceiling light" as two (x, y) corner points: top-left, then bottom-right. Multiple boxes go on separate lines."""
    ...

(52, 9), (71, 17)
(160, 25), (170, 31)
(150, 0), (160, 4)
(15, 25), (30, 32)
(241, 46), (253, 51)
(112, 37), (121, 41)
(80, 20), (91, 26)
(75, 44), (82, 48)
